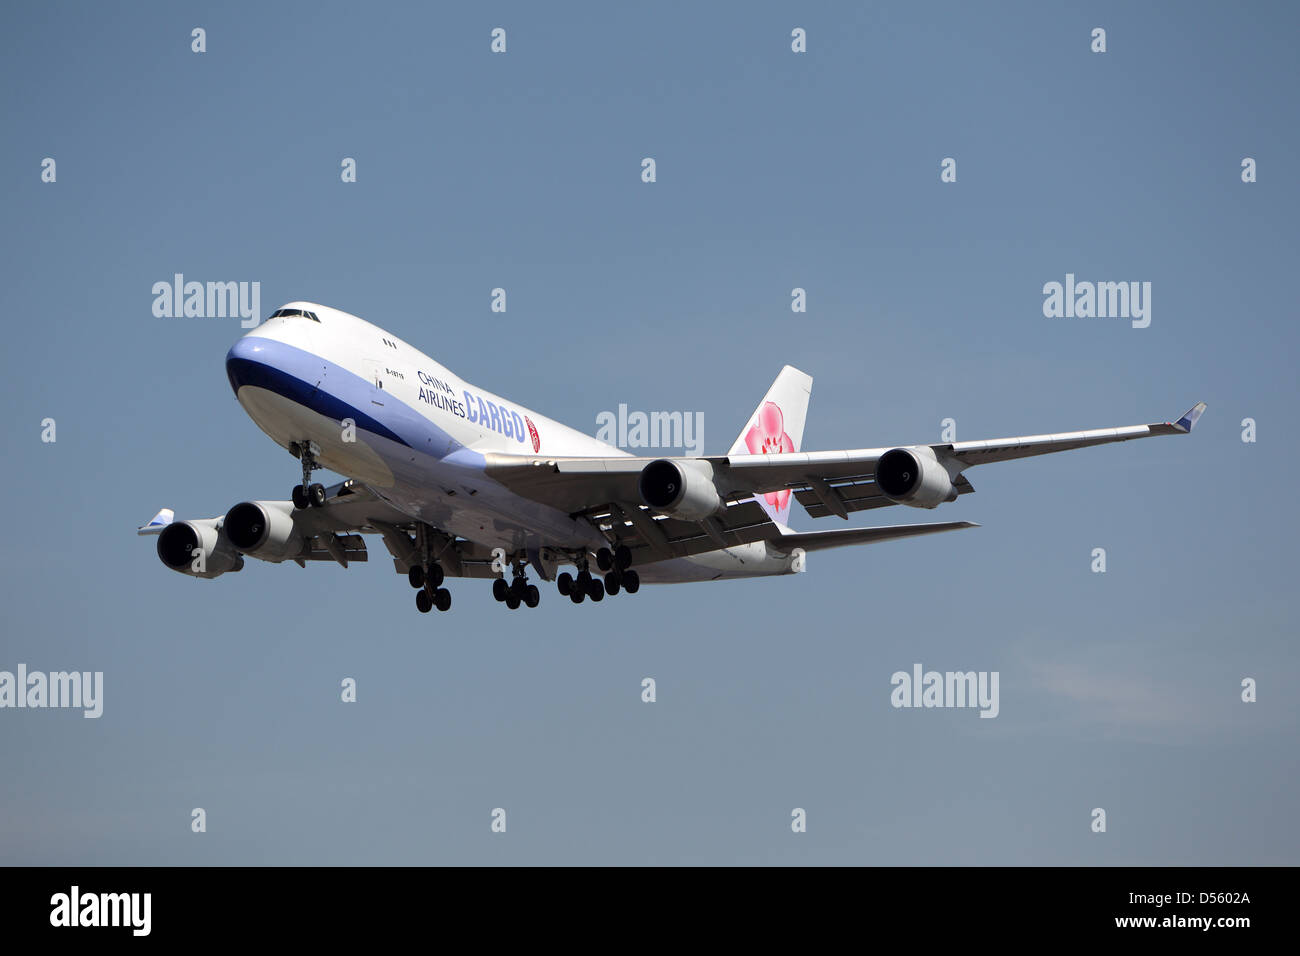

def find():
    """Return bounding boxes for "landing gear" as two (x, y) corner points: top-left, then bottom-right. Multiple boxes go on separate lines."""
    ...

(409, 563), (443, 589)
(289, 441), (326, 509)
(557, 547), (638, 605)
(405, 523), (455, 614)
(416, 582), (451, 612)
(495, 560), (540, 610)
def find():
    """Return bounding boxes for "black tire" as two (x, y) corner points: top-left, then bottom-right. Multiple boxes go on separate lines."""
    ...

(292, 485), (308, 509)
(492, 578), (509, 602)
(557, 572), (573, 596)
(525, 584), (540, 608)
(415, 590), (433, 613)
(308, 483), (327, 507)
(604, 571), (621, 596)
(614, 545), (632, 570)
(408, 565), (425, 589)
(587, 576), (605, 602)
(428, 563), (444, 588)
(576, 569), (592, 589)
(569, 587), (584, 604)
(510, 577), (526, 598)
(506, 593), (521, 610)
(433, 588), (451, 612)
(596, 547), (613, 572)
(623, 569), (640, 594)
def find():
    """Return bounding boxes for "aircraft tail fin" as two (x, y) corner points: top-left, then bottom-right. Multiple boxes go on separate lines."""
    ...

(728, 365), (813, 525)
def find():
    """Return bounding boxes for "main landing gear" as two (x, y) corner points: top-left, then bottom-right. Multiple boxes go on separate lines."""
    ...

(493, 560), (540, 610)
(289, 440), (327, 509)
(409, 560), (452, 613)
(557, 546), (639, 604)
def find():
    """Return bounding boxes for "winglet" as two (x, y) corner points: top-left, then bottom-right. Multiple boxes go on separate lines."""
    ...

(137, 508), (174, 535)
(1172, 402), (1207, 434)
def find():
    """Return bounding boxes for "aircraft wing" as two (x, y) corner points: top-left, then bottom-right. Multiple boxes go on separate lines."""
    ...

(483, 403), (1205, 558)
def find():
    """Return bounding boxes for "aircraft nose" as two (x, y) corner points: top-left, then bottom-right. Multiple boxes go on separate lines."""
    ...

(225, 335), (269, 395)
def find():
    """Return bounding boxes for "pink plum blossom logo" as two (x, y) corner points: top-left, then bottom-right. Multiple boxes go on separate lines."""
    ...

(744, 401), (794, 514)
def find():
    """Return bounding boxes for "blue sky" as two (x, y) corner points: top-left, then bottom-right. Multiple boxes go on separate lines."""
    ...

(1, 1), (1296, 864)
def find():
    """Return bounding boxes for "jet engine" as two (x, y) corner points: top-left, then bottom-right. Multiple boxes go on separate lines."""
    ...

(156, 518), (243, 578)
(223, 501), (308, 562)
(874, 445), (960, 509)
(638, 459), (725, 521)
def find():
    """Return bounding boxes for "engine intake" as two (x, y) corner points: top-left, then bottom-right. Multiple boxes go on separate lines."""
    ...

(875, 446), (959, 509)
(638, 459), (725, 521)
(157, 519), (243, 578)
(224, 501), (306, 562)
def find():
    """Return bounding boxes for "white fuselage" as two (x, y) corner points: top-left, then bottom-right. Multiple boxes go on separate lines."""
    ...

(224, 302), (796, 583)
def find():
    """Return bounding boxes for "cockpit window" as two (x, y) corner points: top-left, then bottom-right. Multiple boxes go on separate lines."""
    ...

(269, 308), (320, 322)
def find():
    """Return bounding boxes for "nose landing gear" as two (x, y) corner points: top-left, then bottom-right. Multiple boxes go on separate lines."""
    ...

(289, 441), (326, 509)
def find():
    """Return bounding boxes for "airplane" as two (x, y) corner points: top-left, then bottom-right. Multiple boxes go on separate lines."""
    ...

(138, 301), (1206, 613)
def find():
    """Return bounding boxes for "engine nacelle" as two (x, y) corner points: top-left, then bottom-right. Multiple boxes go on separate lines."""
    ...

(156, 518), (243, 578)
(875, 445), (959, 509)
(223, 501), (308, 562)
(638, 458), (725, 521)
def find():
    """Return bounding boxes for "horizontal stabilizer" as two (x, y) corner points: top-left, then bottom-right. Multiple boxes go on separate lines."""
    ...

(770, 521), (978, 553)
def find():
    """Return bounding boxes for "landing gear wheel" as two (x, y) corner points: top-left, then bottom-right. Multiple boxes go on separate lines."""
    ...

(587, 576), (605, 602)
(576, 569), (592, 590)
(596, 547), (613, 572)
(557, 572), (573, 596)
(505, 592), (521, 610)
(493, 578), (510, 602)
(614, 545), (632, 570)
(308, 483), (327, 507)
(524, 584), (540, 608)
(510, 577), (526, 599)
(604, 571), (621, 596)
(569, 587), (585, 604)
(427, 564), (444, 588)
(622, 569), (640, 594)
(292, 485), (309, 509)
(433, 588), (451, 612)
(415, 590), (433, 613)
(408, 566), (426, 589)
